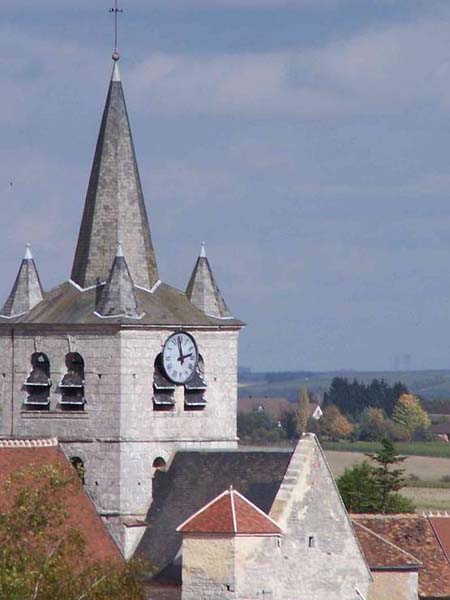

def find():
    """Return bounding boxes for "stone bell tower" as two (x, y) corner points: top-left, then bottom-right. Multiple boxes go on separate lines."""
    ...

(0, 54), (244, 557)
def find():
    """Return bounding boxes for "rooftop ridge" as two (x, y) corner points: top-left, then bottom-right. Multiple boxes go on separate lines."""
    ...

(0, 438), (58, 448)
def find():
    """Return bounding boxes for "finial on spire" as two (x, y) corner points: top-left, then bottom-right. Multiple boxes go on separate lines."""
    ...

(200, 242), (207, 258)
(116, 241), (124, 257)
(24, 244), (33, 260)
(109, 0), (123, 60)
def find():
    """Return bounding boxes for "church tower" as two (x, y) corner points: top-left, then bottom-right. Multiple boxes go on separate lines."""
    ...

(0, 54), (243, 556)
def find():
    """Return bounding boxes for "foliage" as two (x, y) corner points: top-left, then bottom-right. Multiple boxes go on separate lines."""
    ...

(337, 462), (379, 513)
(237, 411), (283, 444)
(337, 439), (415, 514)
(0, 464), (146, 600)
(296, 388), (310, 437)
(280, 410), (298, 440)
(366, 439), (412, 512)
(324, 377), (408, 418)
(319, 405), (353, 441)
(358, 407), (386, 441)
(393, 394), (431, 439)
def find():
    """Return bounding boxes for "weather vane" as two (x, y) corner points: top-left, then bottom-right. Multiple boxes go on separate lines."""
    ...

(109, 0), (124, 61)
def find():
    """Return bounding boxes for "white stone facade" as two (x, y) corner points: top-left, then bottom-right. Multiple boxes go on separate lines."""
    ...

(0, 325), (239, 553)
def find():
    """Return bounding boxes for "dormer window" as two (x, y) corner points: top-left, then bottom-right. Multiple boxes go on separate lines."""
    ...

(153, 354), (175, 411)
(184, 356), (206, 410)
(24, 352), (51, 410)
(60, 353), (85, 410)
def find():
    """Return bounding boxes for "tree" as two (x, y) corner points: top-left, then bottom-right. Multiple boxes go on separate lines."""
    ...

(359, 407), (385, 441)
(237, 411), (283, 444)
(366, 439), (414, 513)
(319, 405), (353, 441)
(0, 463), (146, 600)
(325, 377), (408, 418)
(296, 388), (310, 437)
(337, 462), (379, 513)
(392, 394), (430, 439)
(338, 439), (414, 514)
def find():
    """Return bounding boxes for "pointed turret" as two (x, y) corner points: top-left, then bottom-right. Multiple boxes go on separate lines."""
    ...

(95, 243), (143, 319)
(0, 245), (44, 318)
(71, 55), (159, 291)
(186, 242), (233, 319)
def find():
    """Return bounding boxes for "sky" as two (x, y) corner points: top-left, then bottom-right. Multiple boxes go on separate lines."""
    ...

(1, 0), (450, 372)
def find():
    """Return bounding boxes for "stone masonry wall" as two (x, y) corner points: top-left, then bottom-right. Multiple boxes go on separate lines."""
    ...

(268, 434), (372, 600)
(0, 325), (239, 554)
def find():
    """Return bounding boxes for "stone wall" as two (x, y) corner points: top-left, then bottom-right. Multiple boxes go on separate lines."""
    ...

(268, 434), (372, 600)
(0, 325), (239, 554)
(368, 571), (418, 600)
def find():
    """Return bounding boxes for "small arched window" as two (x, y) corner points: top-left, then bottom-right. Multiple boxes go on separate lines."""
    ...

(184, 355), (206, 410)
(153, 354), (175, 411)
(60, 353), (85, 410)
(70, 456), (85, 485)
(24, 352), (51, 409)
(152, 457), (167, 472)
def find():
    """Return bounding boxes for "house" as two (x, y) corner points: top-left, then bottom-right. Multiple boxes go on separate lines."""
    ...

(353, 514), (450, 599)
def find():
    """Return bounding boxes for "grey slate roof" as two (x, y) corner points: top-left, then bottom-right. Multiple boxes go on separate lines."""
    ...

(0, 246), (44, 318)
(71, 60), (159, 291)
(95, 244), (143, 319)
(186, 243), (233, 319)
(135, 449), (292, 580)
(0, 280), (243, 327)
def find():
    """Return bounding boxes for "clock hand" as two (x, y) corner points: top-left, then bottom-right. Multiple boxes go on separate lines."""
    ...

(177, 337), (184, 365)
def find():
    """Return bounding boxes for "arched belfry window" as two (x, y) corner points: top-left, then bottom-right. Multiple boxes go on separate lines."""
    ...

(70, 456), (86, 485)
(24, 352), (51, 409)
(184, 355), (207, 410)
(153, 354), (175, 411)
(60, 353), (85, 410)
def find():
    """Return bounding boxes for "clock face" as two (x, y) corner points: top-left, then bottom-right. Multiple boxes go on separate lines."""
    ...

(162, 332), (198, 384)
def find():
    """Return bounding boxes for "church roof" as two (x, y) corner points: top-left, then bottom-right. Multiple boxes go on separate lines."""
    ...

(0, 439), (121, 564)
(95, 244), (143, 319)
(0, 245), (44, 318)
(186, 243), (233, 320)
(177, 487), (282, 535)
(136, 449), (291, 577)
(70, 58), (159, 291)
(0, 280), (243, 327)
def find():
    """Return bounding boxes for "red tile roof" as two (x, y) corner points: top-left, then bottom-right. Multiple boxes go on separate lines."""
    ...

(353, 515), (450, 599)
(353, 520), (421, 570)
(177, 487), (282, 535)
(430, 517), (450, 563)
(0, 439), (121, 564)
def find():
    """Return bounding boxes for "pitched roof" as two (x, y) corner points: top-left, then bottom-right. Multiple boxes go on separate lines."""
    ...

(1, 280), (244, 327)
(186, 243), (233, 320)
(353, 515), (450, 598)
(0, 439), (121, 564)
(0, 245), (43, 318)
(95, 244), (143, 319)
(135, 449), (292, 577)
(352, 520), (421, 570)
(71, 59), (159, 291)
(177, 487), (282, 535)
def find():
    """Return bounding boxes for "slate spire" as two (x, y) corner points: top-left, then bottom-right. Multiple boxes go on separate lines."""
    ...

(71, 56), (159, 291)
(186, 242), (233, 319)
(0, 245), (44, 318)
(95, 243), (143, 319)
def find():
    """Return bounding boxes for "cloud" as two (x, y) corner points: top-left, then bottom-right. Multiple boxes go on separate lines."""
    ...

(127, 17), (450, 118)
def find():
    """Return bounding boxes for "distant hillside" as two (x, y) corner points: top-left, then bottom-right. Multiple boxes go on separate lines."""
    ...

(238, 369), (450, 402)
